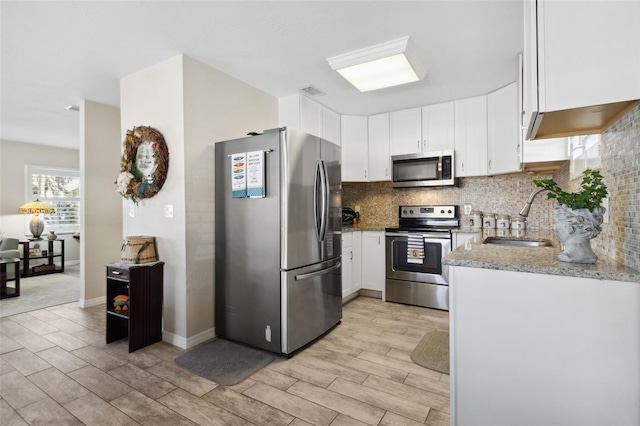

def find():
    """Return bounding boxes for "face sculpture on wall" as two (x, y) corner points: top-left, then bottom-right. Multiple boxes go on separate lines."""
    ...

(552, 204), (605, 264)
(115, 126), (169, 205)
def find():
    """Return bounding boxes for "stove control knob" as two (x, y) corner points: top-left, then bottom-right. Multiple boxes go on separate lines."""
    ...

(440, 209), (445, 214)
(402, 209), (407, 215)
(409, 209), (414, 214)
(448, 209), (452, 214)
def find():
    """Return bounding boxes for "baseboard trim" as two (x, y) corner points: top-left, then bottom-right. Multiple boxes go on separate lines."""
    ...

(79, 296), (106, 308)
(163, 327), (216, 350)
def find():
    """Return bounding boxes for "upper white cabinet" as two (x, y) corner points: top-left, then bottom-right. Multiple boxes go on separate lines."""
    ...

(454, 95), (488, 177)
(524, 0), (640, 139)
(368, 113), (391, 181)
(390, 103), (455, 156)
(389, 107), (422, 156)
(279, 94), (341, 145)
(322, 107), (341, 146)
(341, 115), (369, 182)
(487, 82), (522, 175)
(422, 102), (455, 152)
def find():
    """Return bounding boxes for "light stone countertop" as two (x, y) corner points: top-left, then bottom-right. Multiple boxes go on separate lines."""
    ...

(444, 229), (640, 283)
(342, 225), (389, 232)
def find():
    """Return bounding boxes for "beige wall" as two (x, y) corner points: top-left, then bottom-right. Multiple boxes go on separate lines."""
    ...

(120, 54), (277, 348)
(0, 140), (80, 262)
(80, 100), (123, 305)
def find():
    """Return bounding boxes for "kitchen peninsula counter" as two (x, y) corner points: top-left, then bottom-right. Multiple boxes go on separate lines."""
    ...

(444, 229), (640, 283)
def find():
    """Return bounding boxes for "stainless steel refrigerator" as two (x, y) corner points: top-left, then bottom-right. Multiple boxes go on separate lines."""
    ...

(214, 127), (342, 355)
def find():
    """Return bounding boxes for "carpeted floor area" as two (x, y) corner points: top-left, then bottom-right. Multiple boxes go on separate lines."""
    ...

(0, 265), (79, 317)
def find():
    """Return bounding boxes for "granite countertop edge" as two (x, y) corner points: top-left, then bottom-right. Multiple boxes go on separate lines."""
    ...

(444, 230), (640, 283)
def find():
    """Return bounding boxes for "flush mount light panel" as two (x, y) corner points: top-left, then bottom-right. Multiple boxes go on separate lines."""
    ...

(327, 36), (426, 92)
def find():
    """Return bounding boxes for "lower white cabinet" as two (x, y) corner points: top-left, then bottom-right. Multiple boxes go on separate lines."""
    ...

(361, 231), (385, 292)
(341, 231), (362, 299)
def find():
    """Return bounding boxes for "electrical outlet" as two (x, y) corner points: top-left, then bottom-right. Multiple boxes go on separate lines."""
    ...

(354, 204), (361, 214)
(129, 204), (135, 218)
(464, 204), (472, 215)
(164, 204), (174, 218)
(602, 197), (610, 224)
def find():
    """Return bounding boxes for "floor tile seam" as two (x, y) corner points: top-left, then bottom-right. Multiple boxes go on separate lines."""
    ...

(362, 375), (449, 409)
(111, 388), (187, 424)
(284, 376), (386, 424)
(295, 353), (370, 386)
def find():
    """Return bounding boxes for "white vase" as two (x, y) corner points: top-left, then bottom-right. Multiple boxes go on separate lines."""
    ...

(552, 204), (605, 264)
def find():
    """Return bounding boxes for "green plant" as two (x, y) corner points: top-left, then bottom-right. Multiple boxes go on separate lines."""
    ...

(533, 168), (608, 212)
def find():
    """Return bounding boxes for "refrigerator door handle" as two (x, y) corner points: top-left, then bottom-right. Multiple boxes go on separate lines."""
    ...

(294, 261), (341, 281)
(319, 159), (329, 242)
(314, 161), (323, 241)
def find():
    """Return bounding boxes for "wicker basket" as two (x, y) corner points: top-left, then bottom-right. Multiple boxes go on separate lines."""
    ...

(120, 236), (158, 264)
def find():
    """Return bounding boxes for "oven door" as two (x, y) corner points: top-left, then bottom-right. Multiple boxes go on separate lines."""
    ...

(385, 232), (451, 285)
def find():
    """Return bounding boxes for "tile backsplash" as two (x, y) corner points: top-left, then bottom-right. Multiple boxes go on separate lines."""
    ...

(343, 173), (557, 230)
(344, 102), (640, 272)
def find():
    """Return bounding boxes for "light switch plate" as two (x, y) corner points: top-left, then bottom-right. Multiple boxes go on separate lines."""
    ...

(129, 204), (135, 218)
(602, 197), (610, 224)
(164, 204), (174, 218)
(464, 204), (472, 215)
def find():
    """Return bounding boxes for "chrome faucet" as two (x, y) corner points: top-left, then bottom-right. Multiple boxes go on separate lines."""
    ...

(519, 188), (547, 217)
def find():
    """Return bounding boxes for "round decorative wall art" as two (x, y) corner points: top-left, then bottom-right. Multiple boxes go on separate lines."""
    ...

(116, 126), (169, 204)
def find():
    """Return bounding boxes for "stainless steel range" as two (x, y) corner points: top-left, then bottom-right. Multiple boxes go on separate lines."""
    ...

(385, 205), (458, 311)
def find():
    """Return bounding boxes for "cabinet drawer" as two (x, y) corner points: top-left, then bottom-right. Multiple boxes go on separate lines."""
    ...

(107, 267), (129, 281)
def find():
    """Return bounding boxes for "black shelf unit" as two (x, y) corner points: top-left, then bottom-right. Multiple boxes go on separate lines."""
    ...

(19, 239), (65, 277)
(106, 261), (164, 353)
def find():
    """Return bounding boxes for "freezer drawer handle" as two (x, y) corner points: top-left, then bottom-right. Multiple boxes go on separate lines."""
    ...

(295, 261), (341, 281)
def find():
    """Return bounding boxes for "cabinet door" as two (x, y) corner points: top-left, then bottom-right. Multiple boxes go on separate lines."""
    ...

(422, 101), (455, 152)
(322, 107), (341, 146)
(361, 231), (385, 292)
(539, 0), (640, 112)
(368, 113), (390, 181)
(488, 82), (522, 175)
(300, 95), (323, 138)
(455, 96), (488, 177)
(390, 107), (422, 156)
(341, 233), (353, 298)
(352, 231), (362, 292)
(341, 116), (369, 182)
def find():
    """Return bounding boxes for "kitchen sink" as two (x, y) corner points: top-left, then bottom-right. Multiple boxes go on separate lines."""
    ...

(483, 237), (553, 247)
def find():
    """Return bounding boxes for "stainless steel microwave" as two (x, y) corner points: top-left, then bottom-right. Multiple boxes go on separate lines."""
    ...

(391, 150), (456, 188)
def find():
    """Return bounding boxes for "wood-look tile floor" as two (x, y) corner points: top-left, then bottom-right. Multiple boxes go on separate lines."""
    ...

(0, 296), (450, 425)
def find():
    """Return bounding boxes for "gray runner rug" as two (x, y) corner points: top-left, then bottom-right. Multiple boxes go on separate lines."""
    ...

(174, 338), (275, 386)
(410, 330), (449, 375)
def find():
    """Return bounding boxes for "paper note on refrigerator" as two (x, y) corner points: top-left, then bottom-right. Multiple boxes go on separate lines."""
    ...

(247, 150), (265, 198)
(231, 153), (247, 198)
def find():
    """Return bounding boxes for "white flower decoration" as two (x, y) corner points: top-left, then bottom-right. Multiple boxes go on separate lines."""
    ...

(116, 172), (134, 195)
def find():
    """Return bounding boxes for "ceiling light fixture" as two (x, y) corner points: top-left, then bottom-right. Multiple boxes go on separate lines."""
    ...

(327, 36), (425, 92)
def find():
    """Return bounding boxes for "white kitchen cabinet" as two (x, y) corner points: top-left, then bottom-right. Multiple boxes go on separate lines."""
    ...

(341, 115), (369, 182)
(422, 101), (455, 152)
(278, 94), (341, 145)
(341, 232), (354, 298)
(487, 82), (522, 175)
(389, 107), (422, 156)
(454, 95), (488, 177)
(341, 231), (362, 300)
(524, 0), (640, 139)
(322, 107), (341, 146)
(450, 266), (640, 425)
(390, 104), (455, 156)
(361, 231), (385, 293)
(368, 113), (390, 181)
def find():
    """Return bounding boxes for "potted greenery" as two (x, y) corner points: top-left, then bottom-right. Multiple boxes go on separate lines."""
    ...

(533, 169), (608, 264)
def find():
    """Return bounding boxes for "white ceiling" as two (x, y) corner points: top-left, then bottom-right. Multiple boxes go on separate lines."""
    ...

(0, 1), (523, 149)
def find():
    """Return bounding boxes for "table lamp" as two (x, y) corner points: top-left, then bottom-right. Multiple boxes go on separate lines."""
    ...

(18, 199), (55, 240)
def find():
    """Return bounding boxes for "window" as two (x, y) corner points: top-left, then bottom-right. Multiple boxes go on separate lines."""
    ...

(25, 166), (80, 234)
(569, 134), (601, 180)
